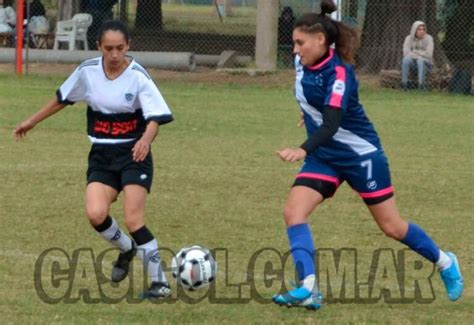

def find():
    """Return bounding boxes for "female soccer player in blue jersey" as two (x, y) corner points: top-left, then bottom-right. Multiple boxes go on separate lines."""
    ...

(272, 0), (463, 310)
(14, 21), (172, 299)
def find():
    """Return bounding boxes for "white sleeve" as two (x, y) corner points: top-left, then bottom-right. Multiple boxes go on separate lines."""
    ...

(138, 77), (173, 125)
(57, 67), (86, 104)
(6, 7), (16, 25)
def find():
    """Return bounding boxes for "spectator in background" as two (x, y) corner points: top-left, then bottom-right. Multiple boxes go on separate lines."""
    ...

(401, 21), (434, 90)
(82, 0), (118, 50)
(25, 0), (46, 18)
(25, 0), (49, 35)
(278, 6), (296, 67)
(0, 0), (16, 33)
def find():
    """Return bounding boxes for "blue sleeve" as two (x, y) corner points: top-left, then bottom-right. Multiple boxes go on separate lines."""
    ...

(324, 65), (352, 112)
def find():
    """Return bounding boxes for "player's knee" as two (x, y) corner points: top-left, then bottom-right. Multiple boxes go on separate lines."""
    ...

(85, 206), (108, 226)
(283, 206), (306, 226)
(380, 223), (405, 240)
(124, 217), (144, 233)
(283, 205), (294, 221)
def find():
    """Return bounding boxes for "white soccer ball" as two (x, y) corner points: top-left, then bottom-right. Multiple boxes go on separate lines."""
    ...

(171, 245), (217, 291)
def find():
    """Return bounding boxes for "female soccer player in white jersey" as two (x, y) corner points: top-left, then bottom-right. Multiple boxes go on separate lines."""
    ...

(14, 20), (172, 299)
(272, 0), (463, 310)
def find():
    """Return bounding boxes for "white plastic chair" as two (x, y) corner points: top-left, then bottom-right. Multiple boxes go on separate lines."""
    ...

(53, 13), (92, 51)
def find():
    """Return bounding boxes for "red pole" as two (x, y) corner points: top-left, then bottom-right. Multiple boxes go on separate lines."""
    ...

(16, 0), (25, 74)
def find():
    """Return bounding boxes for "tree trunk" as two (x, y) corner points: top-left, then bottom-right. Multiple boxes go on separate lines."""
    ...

(442, 0), (474, 69)
(224, 0), (233, 16)
(357, 0), (450, 72)
(58, 0), (81, 21)
(119, 0), (128, 23)
(255, 0), (278, 70)
(135, 0), (162, 31)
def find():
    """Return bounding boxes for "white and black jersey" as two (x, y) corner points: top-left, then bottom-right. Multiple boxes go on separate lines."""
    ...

(57, 57), (173, 144)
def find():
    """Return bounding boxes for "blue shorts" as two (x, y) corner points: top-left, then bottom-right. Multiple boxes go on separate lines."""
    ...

(293, 151), (394, 205)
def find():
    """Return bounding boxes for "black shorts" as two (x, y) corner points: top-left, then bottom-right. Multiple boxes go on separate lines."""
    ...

(86, 142), (153, 193)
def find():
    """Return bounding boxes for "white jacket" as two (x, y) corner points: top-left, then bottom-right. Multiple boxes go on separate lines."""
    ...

(403, 21), (434, 64)
(0, 6), (16, 33)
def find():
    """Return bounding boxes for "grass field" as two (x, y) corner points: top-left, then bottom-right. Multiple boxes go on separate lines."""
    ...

(0, 71), (473, 323)
(134, 3), (257, 36)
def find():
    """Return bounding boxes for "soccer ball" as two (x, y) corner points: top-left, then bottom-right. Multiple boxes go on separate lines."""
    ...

(171, 245), (217, 291)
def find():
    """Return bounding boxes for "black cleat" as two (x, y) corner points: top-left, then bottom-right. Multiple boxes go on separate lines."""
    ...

(111, 241), (137, 283)
(141, 282), (172, 299)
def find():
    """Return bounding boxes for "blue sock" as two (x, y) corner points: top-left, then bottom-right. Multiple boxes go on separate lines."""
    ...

(287, 223), (315, 281)
(400, 223), (440, 263)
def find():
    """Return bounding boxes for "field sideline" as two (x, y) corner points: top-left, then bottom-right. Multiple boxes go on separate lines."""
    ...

(0, 72), (473, 323)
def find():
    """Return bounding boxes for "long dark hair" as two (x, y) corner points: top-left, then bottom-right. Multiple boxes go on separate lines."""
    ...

(97, 20), (131, 45)
(294, 0), (359, 64)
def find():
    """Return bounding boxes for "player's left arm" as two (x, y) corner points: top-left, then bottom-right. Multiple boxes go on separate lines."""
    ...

(133, 121), (158, 162)
(133, 73), (173, 162)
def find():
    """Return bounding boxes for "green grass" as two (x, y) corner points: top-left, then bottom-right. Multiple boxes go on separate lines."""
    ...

(0, 72), (473, 324)
(162, 3), (256, 36)
(45, 2), (257, 36)
(132, 3), (257, 36)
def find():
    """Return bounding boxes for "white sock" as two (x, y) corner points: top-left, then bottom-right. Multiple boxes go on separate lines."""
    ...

(137, 239), (168, 284)
(99, 217), (133, 252)
(302, 274), (317, 292)
(436, 250), (452, 271)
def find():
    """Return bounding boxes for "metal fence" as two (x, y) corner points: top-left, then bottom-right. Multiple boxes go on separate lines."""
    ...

(1, 0), (473, 93)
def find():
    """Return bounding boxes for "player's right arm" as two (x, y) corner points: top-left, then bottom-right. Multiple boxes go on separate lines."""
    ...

(14, 98), (66, 140)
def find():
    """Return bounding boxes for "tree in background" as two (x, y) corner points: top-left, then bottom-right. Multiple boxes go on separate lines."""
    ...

(135, 0), (162, 31)
(357, 0), (450, 72)
(79, 0), (118, 49)
(57, 0), (81, 20)
(442, 0), (474, 67)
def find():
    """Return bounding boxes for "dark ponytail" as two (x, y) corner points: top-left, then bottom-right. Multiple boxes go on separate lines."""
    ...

(97, 20), (131, 45)
(294, 0), (359, 64)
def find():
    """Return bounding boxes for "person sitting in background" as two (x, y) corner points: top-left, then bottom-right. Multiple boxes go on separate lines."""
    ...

(24, 0), (45, 18)
(0, 0), (16, 33)
(25, 0), (49, 35)
(401, 21), (434, 90)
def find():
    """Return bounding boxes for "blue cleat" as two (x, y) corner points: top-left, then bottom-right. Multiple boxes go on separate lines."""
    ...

(272, 286), (323, 310)
(439, 252), (464, 301)
(298, 291), (323, 310)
